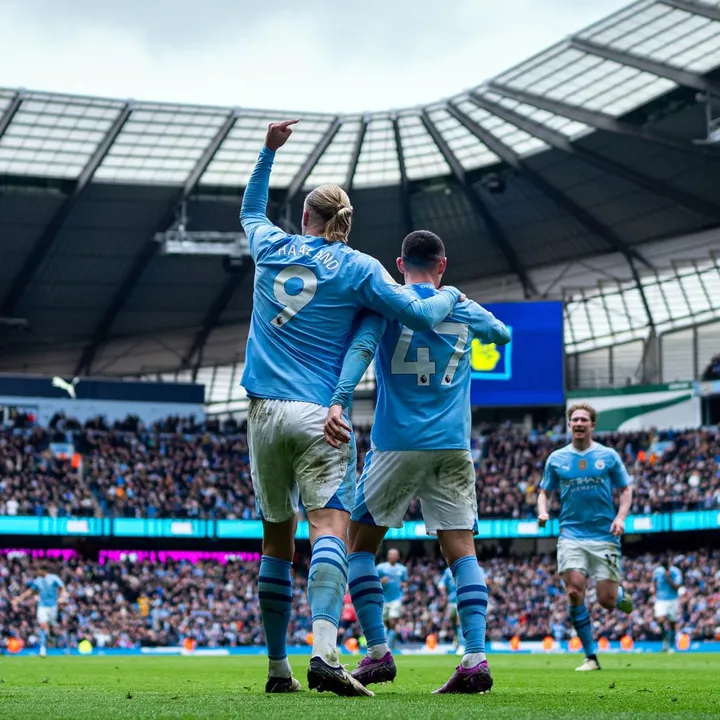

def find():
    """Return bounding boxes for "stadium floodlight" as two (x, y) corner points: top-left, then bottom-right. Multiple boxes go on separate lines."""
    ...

(155, 201), (249, 258)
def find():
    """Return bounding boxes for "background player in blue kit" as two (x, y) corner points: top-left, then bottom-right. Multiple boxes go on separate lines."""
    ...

(537, 403), (634, 672)
(375, 548), (408, 650)
(12, 563), (66, 657)
(324, 230), (509, 694)
(241, 122), (465, 696)
(439, 564), (465, 654)
(653, 557), (683, 652)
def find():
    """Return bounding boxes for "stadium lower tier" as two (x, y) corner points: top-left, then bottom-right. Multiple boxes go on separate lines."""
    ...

(1, 548), (717, 652)
(0, 421), (718, 521)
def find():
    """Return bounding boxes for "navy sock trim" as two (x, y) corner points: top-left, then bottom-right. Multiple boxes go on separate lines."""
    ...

(258, 576), (292, 587)
(259, 591), (293, 603)
(349, 574), (381, 589)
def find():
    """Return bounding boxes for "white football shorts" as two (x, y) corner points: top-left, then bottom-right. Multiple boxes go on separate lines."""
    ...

(557, 537), (622, 583)
(352, 448), (478, 534)
(247, 398), (356, 523)
(383, 599), (403, 622)
(37, 605), (59, 626)
(654, 598), (680, 622)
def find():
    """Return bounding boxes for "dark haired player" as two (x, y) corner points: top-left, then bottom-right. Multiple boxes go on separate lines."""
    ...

(324, 230), (509, 694)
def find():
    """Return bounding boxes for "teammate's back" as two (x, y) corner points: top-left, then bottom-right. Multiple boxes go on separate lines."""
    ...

(240, 123), (464, 698)
(373, 285), (508, 451)
(241, 146), (463, 409)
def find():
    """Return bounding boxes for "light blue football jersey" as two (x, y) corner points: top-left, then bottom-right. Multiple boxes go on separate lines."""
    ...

(439, 566), (457, 604)
(541, 442), (630, 544)
(372, 284), (509, 451)
(654, 565), (682, 600)
(30, 574), (64, 608)
(376, 561), (408, 603)
(240, 148), (460, 408)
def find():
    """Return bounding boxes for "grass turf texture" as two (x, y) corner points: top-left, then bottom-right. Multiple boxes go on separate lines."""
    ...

(0, 655), (718, 719)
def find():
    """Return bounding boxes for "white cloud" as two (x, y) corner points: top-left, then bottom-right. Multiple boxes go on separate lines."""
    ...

(0, 0), (630, 112)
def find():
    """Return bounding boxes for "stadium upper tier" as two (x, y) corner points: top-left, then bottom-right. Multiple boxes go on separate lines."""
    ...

(1, 0), (720, 377)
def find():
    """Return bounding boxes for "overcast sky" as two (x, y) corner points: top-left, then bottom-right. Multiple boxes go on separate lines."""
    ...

(1, 0), (630, 113)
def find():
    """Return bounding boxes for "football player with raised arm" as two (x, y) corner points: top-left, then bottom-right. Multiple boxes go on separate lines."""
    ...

(241, 122), (465, 696)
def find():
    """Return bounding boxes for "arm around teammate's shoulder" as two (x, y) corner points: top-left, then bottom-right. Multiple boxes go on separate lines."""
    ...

(355, 255), (463, 331)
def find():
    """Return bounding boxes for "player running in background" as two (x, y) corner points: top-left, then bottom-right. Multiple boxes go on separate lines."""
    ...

(324, 230), (509, 694)
(241, 122), (465, 696)
(12, 564), (66, 657)
(537, 403), (634, 672)
(653, 556), (683, 653)
(439, 564), (464, 654)
(375, 548), (407, 650)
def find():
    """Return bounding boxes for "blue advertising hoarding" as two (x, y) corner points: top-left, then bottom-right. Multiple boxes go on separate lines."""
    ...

(0, 510), (713, 540)
(470, 301), (564, 407)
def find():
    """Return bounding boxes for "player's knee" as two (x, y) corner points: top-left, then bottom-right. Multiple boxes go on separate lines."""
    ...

(307, 509), (349, 546)
(566, 586), (585, 605)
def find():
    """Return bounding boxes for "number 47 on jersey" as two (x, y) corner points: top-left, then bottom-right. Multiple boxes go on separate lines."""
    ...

(391, 323), (469, 387)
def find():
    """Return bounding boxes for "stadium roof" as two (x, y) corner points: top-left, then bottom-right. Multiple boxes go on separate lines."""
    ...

(1, 0), (720, 379)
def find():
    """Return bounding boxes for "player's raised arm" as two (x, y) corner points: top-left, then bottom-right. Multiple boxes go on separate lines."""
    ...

(324, 312), (387, 448)
(468, 301), (510, 345)
(356, 256), (462, 331)
(240, 120), (298, 259)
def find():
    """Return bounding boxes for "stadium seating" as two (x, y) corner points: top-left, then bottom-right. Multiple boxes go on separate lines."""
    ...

(1, 416), (718, 520)
(1, 550), (717, 650)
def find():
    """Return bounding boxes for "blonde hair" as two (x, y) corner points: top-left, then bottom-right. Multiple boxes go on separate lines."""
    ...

(305, 184), (353, 244)
(566, 402), (598, 424)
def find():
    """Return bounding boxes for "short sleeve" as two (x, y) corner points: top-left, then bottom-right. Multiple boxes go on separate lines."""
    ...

(672, 567), (683, 584)
(355, 256), (417, 319)
(55, 576), (65, 589)
(541, 458), (559, 491)
(609, 450), (630, 488)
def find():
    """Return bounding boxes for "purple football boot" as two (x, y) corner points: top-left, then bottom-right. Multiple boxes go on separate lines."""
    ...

(351, 652), (397, 686)
(432, 661), (493, 694)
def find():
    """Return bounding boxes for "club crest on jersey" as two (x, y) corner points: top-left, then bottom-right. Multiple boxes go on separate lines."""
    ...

(595, 459), (605, 470)
(578, 459), (587, 470)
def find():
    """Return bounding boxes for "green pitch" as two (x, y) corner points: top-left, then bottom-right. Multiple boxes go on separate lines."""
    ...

(0, 654), (718, 719)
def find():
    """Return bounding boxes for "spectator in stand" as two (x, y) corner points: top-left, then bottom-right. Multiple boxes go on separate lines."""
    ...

(0, 414), (718, 520)
(1, 549), (717, 652)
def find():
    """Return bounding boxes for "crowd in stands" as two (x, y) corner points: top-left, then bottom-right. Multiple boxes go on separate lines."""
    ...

(0, 415), (718, 520)
(1, 548), (717, 651)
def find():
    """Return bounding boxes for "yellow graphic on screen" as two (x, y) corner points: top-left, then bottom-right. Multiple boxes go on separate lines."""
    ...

(471, 339), (502, 372)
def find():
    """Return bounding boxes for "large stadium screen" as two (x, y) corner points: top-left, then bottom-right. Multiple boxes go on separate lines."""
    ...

(470, 300), (564, 407)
